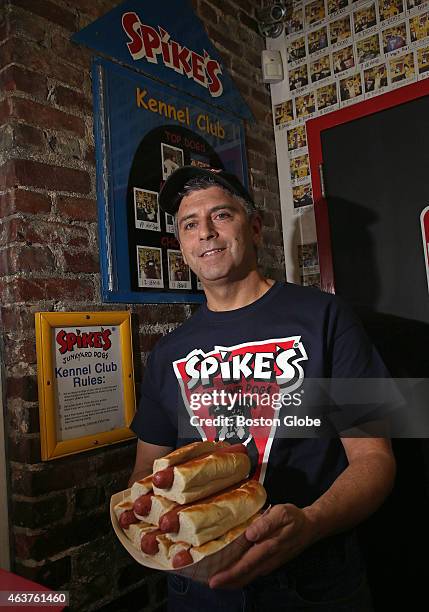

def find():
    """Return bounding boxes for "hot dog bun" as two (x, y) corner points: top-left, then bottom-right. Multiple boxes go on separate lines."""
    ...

(167, 480), (266, 546)
(134, 494), (178, 526)
(153, 451), (251, 504)
(153, 440), (228, 472)
(130, 475), (153, 501)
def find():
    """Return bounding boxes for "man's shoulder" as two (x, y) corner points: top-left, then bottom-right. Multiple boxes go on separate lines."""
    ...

(150, 306), (205, 357)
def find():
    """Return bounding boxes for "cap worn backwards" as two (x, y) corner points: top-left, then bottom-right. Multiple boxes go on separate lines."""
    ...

(158, 166), (256, 215)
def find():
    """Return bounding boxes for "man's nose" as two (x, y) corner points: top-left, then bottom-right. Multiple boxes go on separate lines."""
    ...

(198, 218), (218, 241)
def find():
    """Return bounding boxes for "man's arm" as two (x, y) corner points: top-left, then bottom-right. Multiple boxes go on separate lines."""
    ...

(128, 439), (174, 487)
(209, 437), (395, 589)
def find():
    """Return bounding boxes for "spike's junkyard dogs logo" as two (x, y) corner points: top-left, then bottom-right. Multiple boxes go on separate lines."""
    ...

(122, 12), (223, 97)
(173, 337), (307, 481)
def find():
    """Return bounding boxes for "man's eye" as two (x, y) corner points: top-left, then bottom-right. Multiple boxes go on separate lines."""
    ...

(184, 222), (196, 230)
(215, 211), (231, 220)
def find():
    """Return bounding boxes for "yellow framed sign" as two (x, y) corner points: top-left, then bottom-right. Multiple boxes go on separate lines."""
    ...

(35, 311), (136, 460)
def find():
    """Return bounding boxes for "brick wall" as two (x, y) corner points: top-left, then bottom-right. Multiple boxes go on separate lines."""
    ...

(0, 0), (282, 609)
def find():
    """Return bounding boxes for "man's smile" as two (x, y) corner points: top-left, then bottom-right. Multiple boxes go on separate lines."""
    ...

(199, 247), (226, 258)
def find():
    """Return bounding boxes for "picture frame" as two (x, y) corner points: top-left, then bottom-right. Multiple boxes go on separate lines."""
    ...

(35, 311), (136, 460)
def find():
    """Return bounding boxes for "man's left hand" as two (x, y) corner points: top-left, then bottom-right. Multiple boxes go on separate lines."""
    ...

(208, 504), (317, 590)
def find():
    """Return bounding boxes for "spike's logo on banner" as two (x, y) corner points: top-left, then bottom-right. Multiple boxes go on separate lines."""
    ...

(122, 12), (223, 98)
(173, 337), (307, 482)
(56, 328), (112, 354)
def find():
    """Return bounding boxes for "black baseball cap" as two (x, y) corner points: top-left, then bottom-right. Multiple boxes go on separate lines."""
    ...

(158, 166), (256, 215)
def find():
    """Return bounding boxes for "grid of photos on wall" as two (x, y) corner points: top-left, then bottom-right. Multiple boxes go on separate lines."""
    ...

(274, 0), (429, 287)
(134, 142), (197, 291)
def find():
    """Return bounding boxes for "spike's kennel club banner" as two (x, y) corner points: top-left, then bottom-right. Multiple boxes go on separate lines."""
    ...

(73, 0), (251, 304)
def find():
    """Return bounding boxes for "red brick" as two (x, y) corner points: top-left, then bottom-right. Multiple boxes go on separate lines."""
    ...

(12, 123), (46, 149)
(199, 1), (218, 23)
(4, 333), (37, 364)
(56, 195), (97, 222)
(8, 403), (40, 435)
(0, 305), (36, 332)
(0, 98), (11, 123)
(3, 159), (91, 193)
(9, 6), (48, 43)
(62, 0), (109, 20)
(5, 38), (84, 89)
(205, 0), (236, 19)
(13, 512), (111, 561)
(54, 85), (93, 114)
(7, 375), (38, 402)
(0, 245), (56, 274)
(43, 277), (95, 301)
(0, 190), (51, 217)
(0, 12), (8, 41)
(0, 65), (48, 98)
(0, 217), (89, 247)
(10, 98), (85, 137)
(14, 557), (71, 590)
(7, 434), (41, 463)
(12, 493), (68, 528)
(239, 11), (259, 33)
(10, 0), (77, 31)
(51, 32), (91, 69)
(63, 250), (99, 274)
(84, 146), (95, 165)
(208, 25), (242, 56)
(134, 304), (189, 325)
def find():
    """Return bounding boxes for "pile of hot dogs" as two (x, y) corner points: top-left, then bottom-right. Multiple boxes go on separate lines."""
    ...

(113, 440), (267, 570)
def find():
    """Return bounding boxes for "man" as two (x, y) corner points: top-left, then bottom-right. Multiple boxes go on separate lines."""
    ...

(129, 167), (396, 611)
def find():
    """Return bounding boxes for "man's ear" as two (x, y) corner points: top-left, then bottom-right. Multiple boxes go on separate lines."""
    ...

(250, 212), (263, 247)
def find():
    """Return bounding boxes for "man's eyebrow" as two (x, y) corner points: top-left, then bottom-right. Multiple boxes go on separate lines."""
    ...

(178, 204), (236, 226)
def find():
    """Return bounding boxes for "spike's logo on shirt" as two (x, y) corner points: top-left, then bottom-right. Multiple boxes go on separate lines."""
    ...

(173, 337), (307, 482)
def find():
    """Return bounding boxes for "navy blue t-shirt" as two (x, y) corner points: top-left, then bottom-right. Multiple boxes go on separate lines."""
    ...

(131, 281), (389, 507)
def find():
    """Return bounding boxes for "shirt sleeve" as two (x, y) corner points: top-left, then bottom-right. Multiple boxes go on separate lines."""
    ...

(326, 298), (402, 433)
(130, 350), (178, 447)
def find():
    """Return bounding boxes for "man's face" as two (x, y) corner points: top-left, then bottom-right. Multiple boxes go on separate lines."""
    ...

(176, 186), (262, 285)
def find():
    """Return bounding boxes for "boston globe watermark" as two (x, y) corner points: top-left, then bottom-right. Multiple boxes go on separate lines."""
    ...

(177, 377), (425, 439)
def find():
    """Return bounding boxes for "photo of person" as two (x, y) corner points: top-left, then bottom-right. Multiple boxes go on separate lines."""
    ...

(356, 34), (381, 62)
(382, 23), (407, 53)
(274, 100), (294, 125)
(378, 0), (404, 21)
(285, 7), (304, 34)
(353, 3), (377, 34)
(298, 242), (320, 271)
(327, 0), (349, 16)
(310, 55), (332, 82)
(317, 82), (339, 109)
(167, 250), (191, 290)
(133, 187), (160, 232)
(165, 212), (175, 234)
(333, 45), (356, 73)
(308, 26), (329, 54)
(295, 92), (316, 118)
(287, 36), (306, 62)
(389, 52), (415, 81)
(301, 273), (321, 287)
(161, 143), (184, 179)
(417, 45), (429, 74)
(305, 0), (326, 26)
(289, 64), (309, 91)
(293, 183), (313, 208)
(299, 243), (320, 272)
(137, 246), (163, 288)
(410, 12), (429, 43)
(290, 154), (310, 181)
(330, 15), (352, 44)
(407, 0), (425, 9)
(340, 72), (363, 100)
(364, 63), (388, 91)
(287, 125), (307, 151)
(190, 158), (211, 169)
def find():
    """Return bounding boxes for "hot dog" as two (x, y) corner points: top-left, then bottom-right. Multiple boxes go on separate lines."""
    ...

(152, 440), (229, 473)
(153, 444), (248, 489)
(163, 480), (266, 546)
(133, 493), (178, 526)
(113, 500), (139, 529)
(152, 444), (251, 504)
(170, 512), (261, 568)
